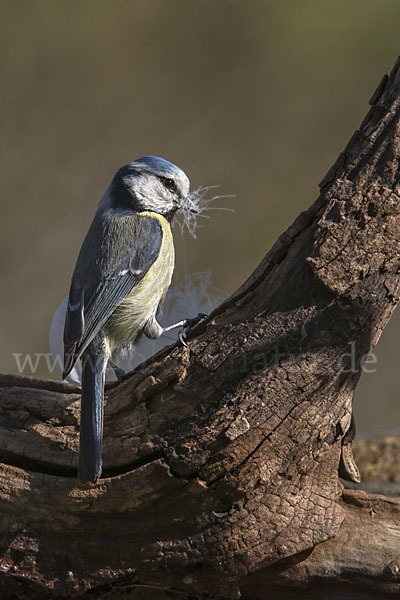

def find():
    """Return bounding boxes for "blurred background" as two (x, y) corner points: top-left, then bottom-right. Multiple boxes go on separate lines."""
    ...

(1, 0), (400, 428)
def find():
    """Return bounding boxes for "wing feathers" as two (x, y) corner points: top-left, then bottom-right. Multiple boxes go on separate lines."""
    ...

(64, 283), (84, 344)
(63, 214), (163, 377)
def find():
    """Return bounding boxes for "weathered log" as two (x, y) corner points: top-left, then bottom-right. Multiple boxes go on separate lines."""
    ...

(1, 57), (400, 599)
(242, 489), (400, 600)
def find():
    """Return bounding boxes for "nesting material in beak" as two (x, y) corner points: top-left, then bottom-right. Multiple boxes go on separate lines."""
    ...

(176, 185), (235, 237)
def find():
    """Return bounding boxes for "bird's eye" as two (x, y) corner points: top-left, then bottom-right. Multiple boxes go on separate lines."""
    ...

(160, 176), (177, 193)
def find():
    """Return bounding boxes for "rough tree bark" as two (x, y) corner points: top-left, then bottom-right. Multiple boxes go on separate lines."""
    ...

(1, 58), (400, 600)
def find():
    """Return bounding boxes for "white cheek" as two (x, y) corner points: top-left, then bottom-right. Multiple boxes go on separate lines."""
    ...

(133, 178), (152, 202)
(128, 175), (174, 212)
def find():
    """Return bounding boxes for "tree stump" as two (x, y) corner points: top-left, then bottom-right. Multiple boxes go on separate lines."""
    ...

(1, 57), (400, 599)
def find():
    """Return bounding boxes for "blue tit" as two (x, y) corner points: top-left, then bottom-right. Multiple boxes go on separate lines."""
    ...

(63, 156), (203, 484)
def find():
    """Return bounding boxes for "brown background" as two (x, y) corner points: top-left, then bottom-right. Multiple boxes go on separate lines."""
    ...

(1, 0), (400, 427)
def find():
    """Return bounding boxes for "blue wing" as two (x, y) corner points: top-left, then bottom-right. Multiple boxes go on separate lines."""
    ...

(63, 214), (163, 378)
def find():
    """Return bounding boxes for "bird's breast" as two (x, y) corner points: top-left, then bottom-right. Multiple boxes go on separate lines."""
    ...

(106, 213), (175, 349)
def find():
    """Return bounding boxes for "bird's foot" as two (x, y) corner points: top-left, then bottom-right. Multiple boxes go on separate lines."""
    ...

(108, 360), (126, 382)
(178, 313), (208, 347)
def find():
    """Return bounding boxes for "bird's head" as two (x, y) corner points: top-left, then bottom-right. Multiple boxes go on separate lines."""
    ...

(109, 156), (190, 221)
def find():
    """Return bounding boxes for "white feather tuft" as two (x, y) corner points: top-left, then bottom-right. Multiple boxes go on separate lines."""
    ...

(175, 186), (235, 238)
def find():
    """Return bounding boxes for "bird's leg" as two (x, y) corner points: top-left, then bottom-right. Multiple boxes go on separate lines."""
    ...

(163, 313), (208, 347)
(162, 313), (208, 332)
(108, 360), (126, 382)
(144, 313), (208, 346)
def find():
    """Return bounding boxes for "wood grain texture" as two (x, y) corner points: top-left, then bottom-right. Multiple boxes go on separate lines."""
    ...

(1, 57), (400, 599)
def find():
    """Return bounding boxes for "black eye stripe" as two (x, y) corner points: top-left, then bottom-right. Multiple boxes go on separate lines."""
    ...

(159, 176), (177, 192)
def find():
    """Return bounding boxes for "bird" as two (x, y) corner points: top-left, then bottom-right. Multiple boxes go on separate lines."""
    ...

(62, 156), (205, 484)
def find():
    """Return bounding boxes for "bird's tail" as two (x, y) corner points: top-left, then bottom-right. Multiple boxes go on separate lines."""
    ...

(78, 343), (107, 484)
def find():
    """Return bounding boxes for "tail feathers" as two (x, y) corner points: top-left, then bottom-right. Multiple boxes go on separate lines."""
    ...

(79, 345), (106, 484)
